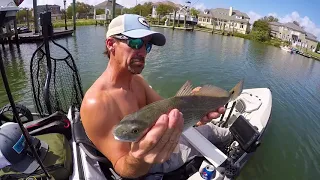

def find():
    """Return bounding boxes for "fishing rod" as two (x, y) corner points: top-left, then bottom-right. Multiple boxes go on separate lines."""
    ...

(0, 12), (52, 180)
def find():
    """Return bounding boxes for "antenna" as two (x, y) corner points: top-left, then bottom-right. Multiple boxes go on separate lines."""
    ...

(0, 12), (52, 179)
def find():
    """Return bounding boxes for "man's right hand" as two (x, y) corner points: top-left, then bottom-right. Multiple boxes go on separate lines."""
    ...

(129, 109), (184, 164)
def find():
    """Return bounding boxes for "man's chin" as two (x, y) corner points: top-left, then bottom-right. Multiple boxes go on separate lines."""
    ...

(128, 66), (144, 74)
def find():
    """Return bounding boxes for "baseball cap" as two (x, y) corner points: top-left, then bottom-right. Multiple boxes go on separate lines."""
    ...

(0, 122), (49, 174)
(106, 14), (166, 46)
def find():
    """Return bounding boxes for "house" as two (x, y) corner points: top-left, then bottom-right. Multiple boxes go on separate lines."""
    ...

(94, 0), (124, 20)
(33, 5), (62, 20)
(197, 7), (251, 34)
(269, 21), (319, 52)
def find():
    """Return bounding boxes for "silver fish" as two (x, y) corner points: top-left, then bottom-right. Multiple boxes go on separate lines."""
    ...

(113, 79), (244, 142)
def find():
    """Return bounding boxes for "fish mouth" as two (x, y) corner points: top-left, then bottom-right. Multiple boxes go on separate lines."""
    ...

(113, 135), (135, 142)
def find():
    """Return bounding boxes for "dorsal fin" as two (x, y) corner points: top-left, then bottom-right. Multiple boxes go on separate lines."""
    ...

(193, 85), (230, 97)
(175, 80), (194, 96)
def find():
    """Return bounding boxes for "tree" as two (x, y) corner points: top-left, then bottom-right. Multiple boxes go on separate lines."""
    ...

(316, 42), (320, 52)
(190, 8), (199, 18)
(67, 2), (93, 19)
(123, 2), (153, 17)
(16, 8), (33, 23)
(250, 20), (271, 42)
(260, 15), (278, 22)
(293, 21), (300, 26)
(156, 4), (175, 16)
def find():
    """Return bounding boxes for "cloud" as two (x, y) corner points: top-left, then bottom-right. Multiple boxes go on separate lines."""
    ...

(247, 11), (262, 25)
(194, 3), (206, 11)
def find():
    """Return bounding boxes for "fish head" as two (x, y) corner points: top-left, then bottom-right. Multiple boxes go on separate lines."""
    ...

(113, 117), (150, 142)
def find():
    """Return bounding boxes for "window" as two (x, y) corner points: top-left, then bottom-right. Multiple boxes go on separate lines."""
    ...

(240, 23), (243, 29)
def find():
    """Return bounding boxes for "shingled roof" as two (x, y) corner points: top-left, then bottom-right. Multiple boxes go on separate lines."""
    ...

(94, 0), (124, 9)
(199, 8), (250, 23)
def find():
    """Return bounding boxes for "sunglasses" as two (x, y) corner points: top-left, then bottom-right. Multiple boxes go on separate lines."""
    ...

(113, 34), (152, 53)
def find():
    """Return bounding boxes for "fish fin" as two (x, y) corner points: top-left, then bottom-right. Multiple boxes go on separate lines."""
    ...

(175, 80), (194, 96)
(193, 85), (229, 97)
(229, 79), (244, 100)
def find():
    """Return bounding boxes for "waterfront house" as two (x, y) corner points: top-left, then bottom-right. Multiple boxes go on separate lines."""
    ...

(94, 0), (124, 20)
(197, 7), (251, 34)
(269, 21), (319, 52)
(33, 5), (62, 21)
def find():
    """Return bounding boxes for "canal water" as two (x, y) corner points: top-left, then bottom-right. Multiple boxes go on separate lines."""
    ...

(1, 26), (320, 180)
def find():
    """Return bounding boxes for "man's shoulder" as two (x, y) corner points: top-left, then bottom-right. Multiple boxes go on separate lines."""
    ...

(80, 85), (114, 118)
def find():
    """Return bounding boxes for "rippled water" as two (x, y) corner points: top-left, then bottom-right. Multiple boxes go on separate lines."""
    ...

(1, 26), (320, 179)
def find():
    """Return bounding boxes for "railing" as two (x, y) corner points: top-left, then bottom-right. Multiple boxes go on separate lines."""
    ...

(95, 14), (112, 20)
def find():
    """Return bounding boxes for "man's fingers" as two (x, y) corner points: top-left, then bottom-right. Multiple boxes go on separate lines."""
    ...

(131, 114), (168, 158)
(150, 109), (183, 163)
(218, 107), (226, 114)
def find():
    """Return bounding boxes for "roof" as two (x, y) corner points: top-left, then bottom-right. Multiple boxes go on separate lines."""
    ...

(94, 0), (124, 9)
(269, 21), (282, 26)
(284, 22), (305, 33)
(305, 32), (318, 42)
(199, 8), (250, 23)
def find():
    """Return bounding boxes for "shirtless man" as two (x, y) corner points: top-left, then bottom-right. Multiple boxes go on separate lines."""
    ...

(80, 14), (231, 179)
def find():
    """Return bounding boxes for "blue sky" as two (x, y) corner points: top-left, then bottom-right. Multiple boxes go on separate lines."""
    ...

(194, 0), (319, 25)
(20, 0), (320, 39)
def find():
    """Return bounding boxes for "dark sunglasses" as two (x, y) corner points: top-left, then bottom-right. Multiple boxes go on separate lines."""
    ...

(113, 34), (152, 53)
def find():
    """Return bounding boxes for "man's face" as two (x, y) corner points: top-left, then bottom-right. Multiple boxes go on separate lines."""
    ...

(108, 35), (152, 74)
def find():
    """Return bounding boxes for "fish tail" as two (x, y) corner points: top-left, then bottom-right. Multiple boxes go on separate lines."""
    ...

(229, 79), (244, 100)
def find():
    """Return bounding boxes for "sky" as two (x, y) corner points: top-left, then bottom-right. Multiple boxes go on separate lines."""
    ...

(19, 0), (320, 40)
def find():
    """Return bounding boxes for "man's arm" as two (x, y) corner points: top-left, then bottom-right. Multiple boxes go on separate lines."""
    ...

(80, 92), (152, 178)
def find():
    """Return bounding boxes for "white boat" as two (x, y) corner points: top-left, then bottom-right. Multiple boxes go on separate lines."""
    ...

(69, 87), (272, 180)
(280, 46), (293, 53)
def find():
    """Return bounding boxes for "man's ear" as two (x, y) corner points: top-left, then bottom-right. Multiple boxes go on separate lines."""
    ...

(106, 37), (116, 53)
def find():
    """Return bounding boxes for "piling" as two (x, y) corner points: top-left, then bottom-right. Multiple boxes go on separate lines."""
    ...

(13, 19), (18, 44)
(184, 14), (186, 28)
(72, 0), (76, 30)
(172, 11), (176, 30)
(33, 0), (39, 33)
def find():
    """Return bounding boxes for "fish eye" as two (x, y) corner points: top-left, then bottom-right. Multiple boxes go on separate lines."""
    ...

(132, 128), (139, 134)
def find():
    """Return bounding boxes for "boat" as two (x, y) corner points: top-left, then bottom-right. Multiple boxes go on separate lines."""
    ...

(0, 10), (273, 180)
(280, 46), (293, 53)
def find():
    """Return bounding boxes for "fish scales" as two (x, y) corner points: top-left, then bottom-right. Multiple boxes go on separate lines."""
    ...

(113, 79), (244, 142)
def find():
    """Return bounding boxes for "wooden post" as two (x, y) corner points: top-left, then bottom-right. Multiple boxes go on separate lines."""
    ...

(33, 0), (39, 33)
(158, 14), (160, 25)
(13, 19), (19, 44)
(112, 0), (116, 19)
(73, 0), (76, 30)
(172, 11), (176, 29)
(177, 14), (180, 27)
(184, 14), (186, 28)
(211, 18), (214, 34)
(26, 9), (30, 30)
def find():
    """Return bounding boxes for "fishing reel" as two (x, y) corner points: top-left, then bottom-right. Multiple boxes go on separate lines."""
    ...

(0, 103), (33, 125)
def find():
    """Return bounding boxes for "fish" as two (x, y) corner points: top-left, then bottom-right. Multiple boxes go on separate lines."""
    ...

(113, 79), (244, 142)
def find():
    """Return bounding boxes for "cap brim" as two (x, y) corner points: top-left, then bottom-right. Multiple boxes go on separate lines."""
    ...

(11, 139), (49, 174)
(122, 29), (166, 46)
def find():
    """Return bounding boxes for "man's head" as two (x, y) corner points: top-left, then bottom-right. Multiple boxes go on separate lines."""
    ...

(105, 14), (166, 74)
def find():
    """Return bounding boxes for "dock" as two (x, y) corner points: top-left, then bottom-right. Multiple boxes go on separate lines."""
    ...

(150, 24), (194, 31)
(16, 29), (74, 43)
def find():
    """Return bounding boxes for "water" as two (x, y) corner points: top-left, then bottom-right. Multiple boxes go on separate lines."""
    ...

(1, 26), (320, 179)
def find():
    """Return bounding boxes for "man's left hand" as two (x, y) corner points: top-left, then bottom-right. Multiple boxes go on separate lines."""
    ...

(191, 87), (226, 126)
